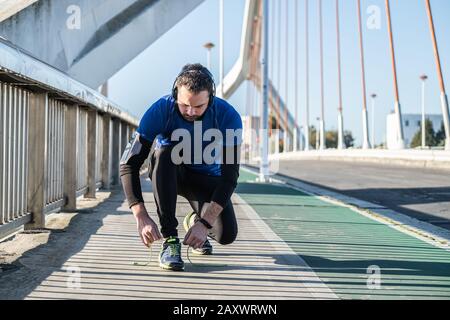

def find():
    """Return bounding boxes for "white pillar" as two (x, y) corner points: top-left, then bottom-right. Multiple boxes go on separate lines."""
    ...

(362, 109), (370, 149)
(283, 130), (288, 153)
(395, 102), (406, 149)
(338, 111), (345, 149)
(371, 98), (375, 148)
(440, 93), (450, 150)
(319, 119), (325, 150)
(293, 127), (298, 152)
(422, 81), (426, 148)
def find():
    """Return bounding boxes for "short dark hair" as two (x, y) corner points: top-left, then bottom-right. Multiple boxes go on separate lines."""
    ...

(174, 63), (215, 96)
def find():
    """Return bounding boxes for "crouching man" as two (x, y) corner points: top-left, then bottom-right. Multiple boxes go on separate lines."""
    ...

(119, 63), (242, 271)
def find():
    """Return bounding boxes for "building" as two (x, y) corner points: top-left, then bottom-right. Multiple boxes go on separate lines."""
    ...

(386, 113), (443, 149)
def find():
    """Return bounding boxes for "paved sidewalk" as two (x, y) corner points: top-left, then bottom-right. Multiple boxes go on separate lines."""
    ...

(0, 175), (335, 300)
(2, 169), (450, 300)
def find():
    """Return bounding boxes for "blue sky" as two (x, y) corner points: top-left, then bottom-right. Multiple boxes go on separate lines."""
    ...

(109, 0), (450, 147)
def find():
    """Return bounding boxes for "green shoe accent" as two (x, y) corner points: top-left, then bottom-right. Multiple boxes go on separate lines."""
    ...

(183, 212), (214, 256)
(183, 211), (198, 232)
(191, 239), (213, 255)
(158, 236), (184, 271)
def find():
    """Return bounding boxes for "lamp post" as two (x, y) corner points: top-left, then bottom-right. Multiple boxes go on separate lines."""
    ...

(336, 0), (345, 150)
(203, 42), (215, 70)
(294, 0), (299, 152)
(219, 0), (224, 98)
(358, 0), (371, 150)
(319, 0), (325, 150)
(284, 0), (289, 153)
(420, 74), (428, 148)
(371, 93), (377, 148)
(260, 0), (269, 182)
(304, 0), (310, 151)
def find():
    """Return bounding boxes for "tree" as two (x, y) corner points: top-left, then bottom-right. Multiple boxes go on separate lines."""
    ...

(309, 128), (354, 149)
(325, 130), (338, 148)
(410, 119), (436, 148)
(309, 126), (317, 149)
(344, 130), (355, 148)
(435, 121), (446, 147)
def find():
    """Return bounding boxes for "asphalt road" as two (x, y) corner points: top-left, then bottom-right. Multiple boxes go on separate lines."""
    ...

(271, 160), (450, 230)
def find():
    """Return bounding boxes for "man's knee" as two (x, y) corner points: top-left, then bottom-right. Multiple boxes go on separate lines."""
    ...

(217, 226), (238, 245)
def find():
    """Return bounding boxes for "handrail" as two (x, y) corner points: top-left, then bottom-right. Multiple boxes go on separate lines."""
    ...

(0, 37), (139, 241)
(0, 37), (138, 126)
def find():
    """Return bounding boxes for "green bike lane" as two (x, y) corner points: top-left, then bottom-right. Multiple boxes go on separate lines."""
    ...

(236, 169), (450, 300)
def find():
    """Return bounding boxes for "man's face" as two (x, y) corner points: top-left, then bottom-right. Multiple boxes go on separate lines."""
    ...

(176, 85), (210, 122)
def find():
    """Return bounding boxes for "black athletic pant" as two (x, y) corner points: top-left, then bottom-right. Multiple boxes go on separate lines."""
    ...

(148, 145), (238, 245)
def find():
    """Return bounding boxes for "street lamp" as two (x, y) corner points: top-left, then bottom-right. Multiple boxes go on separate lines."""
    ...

(219, 0), (224, 98)
(203, 42), (215, 70)
(371, 93), (377, 148)
(420, 74), (428, 148)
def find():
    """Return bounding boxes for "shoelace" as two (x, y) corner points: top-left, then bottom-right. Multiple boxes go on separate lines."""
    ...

(132, 243), (227, 268)
(132, 245), (153, 267)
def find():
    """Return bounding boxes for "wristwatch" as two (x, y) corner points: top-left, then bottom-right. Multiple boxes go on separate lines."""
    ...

(197, 218), (213, 229)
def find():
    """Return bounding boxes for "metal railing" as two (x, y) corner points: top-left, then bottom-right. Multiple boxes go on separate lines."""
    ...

(0, 83), (30, 226)
(76, 108), (88, 194)
(96, 114), (105, 186)
(45, 98), (65, 210)
(0, 38), (138, 240)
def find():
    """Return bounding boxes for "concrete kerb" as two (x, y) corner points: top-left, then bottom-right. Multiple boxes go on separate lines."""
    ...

(260, 149), (450, 171)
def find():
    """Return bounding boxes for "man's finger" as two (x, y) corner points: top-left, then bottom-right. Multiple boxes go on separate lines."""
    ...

(196, 239), (205, 249)
(186, 234), (197, 247)
(140, 234), (149, 247)
(152, 228), (162, 241)
(191, 237), (201, 249)
(144, 230), (154, 244)
(192, 241), (199, 249)
(183, 230), (192, 245)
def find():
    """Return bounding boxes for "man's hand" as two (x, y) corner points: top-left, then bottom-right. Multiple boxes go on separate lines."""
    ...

(183, 222), (208, 249)
(132, 203), (162, 247)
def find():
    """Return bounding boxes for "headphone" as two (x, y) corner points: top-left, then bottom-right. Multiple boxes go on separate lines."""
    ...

(171, 65), (216, 107)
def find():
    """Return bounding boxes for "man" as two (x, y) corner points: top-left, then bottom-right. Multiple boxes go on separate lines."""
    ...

(119, 63), (242, 271)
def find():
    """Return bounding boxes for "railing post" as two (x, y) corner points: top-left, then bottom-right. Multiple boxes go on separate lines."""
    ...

(85, 109), (98, 198)
(63, 104), (78, 212)
(101, 114), (111, 189)
(111, 118), (121, 185)
(120, 121), (128, 155)
(26, 92), (48, 229)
